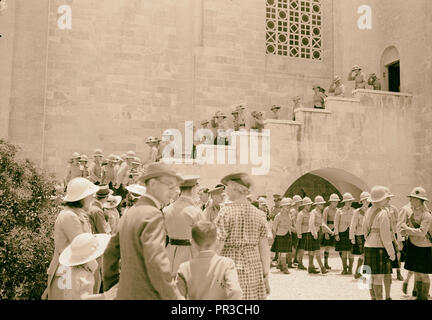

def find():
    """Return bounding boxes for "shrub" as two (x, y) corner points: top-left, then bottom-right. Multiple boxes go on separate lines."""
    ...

(0, 139), (61, 299)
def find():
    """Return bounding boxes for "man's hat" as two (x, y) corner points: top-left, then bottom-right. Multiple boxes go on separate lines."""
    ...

(125, 184), (147, 196)
(107, 154), (117, 162)
(236, 104), (246, 111)
(180, 175), (200, 188)
(270, 105), (281, 110)
(351, 65), (361, 71)
(314, 195), (326, 205)
(302, 197), (314, 206)
(215, 111), (227, 119)
(334, 75), (341, 82)
(132, 157), (141, 165)
(329, 194), (340, 202)
(368, 186), (389, 203)
(292, 195), (302, 203)
(145, 136), (158, 144)
(125, 150), (136, 158)
(208, 184), (225, 195)
(200, 120), (209, 125)
(79, 154), (88, 162)
(71, 152), (81, 159)
(408, 186), (428, 201)
(139, 162), (183, 184)
(103, 195), (122, 209)
(280, 197), (293, 207)
(198, 187), (209, 194)
(63, 178), (100, 202)
(96, 184), (114, 198)
(93, 149), (104, 157)
(341, 192), (355, 203)
(221, 172), (252, 189)
(359, 191), (371, 202)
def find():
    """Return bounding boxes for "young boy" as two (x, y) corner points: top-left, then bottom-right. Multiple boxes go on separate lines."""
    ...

(175, 221), (243, 300)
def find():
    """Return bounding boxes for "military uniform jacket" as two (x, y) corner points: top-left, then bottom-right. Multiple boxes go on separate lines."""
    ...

(103, 194), (182, 299)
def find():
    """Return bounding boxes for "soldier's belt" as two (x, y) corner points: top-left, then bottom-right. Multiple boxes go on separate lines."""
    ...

(169, 238), (191, 246)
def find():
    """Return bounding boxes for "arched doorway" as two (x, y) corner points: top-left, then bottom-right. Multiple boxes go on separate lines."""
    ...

(284, 168), (369, 208)
(380, 46), (400, 92)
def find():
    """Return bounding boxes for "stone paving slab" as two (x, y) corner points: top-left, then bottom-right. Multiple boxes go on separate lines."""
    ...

(267, 252), (419, 300)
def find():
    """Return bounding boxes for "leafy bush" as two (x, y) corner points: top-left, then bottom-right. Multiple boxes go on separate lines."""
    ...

(0, 139), (61, 299)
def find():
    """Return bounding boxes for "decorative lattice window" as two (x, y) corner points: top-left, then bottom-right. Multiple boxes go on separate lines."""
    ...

(266, 0), (322, 61)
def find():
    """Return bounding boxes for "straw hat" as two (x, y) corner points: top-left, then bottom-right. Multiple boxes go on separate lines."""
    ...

(93, 149), (104, 157)
(79, 154), (88, 162)
(314, 195), (326, 205)
(71, 152), (81, 159)
(221, 172), (252, 189)
(125, 150), (136, 158)
(368, 186), (389, 203)
(302, 197), (313, 206)
(329, 193), (341, 202)
(59, 233), (111, 267)
(63, 178), (100, 202)
(280, 197), (293, 207)
(139, 162), (182, 184)
(103, 195), (122, 209)
(208, 185), (225, 195)
(125, 184), (147, 196)
(292, 195), (302, 203)
(200, 120), (209, 125)
(408, 187), (428, 201)
(107, 154), (117, 162)
(359, 191), (371, 202)
(341, 193), (355, 203)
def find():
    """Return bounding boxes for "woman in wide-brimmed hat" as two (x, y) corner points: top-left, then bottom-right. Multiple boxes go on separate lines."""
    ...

(215, 172), (271, 299)
(349, 191), (370, 279)
(398, 187), (432, 300)
(321, 193), (340, 270)
(58, 233), (117, 300)
(363, 186), (396, 300)
(334, 192), (356, 274)
(43, 178), (100, 300)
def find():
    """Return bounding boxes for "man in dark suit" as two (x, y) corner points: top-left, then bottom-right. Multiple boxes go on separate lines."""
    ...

(103, 162), (184, 299)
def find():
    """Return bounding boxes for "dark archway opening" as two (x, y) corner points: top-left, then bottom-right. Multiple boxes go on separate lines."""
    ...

(387, 61), (400, 92)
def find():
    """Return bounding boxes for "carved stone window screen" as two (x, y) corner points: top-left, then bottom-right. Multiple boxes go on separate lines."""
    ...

(266, 0), (322, 61)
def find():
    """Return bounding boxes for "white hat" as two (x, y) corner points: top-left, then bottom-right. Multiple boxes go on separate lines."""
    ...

(59, 233), (111, 267)
(329, 193), (341, 202)
(408, 187), (428, 201)
(292, 195), (302, 203)
(280, 197), (293, 207)
(302, 197), (313, 206)
(63, 178), (100, 202)
(125, 184), (147, 196)
(341, 192), (355, 202)
(314, 195), (326, 205)
(368, 186), (389, 203)
(103, 195), (122, 209)
(359, 191), (371, 202)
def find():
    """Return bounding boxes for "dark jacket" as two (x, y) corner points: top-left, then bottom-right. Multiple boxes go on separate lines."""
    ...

(103, 194), (182, 300)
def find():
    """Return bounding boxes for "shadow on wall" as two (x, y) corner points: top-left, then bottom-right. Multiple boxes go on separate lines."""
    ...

(284, 168), (369, 208)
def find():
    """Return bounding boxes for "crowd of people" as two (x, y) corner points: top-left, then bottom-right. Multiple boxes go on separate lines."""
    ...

(44, 158), (432, 300)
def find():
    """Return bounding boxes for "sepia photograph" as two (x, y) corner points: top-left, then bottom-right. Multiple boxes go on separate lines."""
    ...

(0, 0), (431, 306)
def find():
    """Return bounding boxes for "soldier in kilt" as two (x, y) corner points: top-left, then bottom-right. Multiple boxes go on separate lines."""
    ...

(334, 193), (355, 274)
(271, 198), (294, 274)
(307, 196), (332, 274)
(296, 197), (314, 271)
(290, 195), (303, 266)
(322, 194), (339, 269)
(350, 191), (370, 279)
(363, 186), (396, 300)
(398, 187), (432, 300)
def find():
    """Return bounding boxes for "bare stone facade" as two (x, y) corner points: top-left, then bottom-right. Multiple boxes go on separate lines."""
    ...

(1, 0), (431, 202)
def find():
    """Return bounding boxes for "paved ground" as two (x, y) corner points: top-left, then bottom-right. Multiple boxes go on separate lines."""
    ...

(267, 250), (418, 300)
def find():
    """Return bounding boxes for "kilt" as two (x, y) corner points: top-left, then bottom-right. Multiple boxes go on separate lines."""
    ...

(271, 232), (292, 253)
(351, 235), (365, 255)
(302, 232), (320, 252)
(335, 229), (352, 252)
(364, 247), (392, 274)
(292, 232), (299, 250)
(404, 239), (432, 274)
(321, 233), (335, 247)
